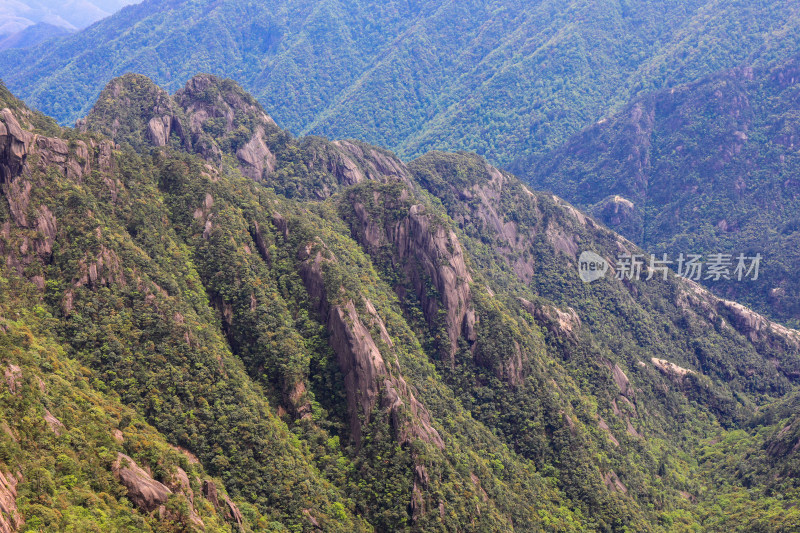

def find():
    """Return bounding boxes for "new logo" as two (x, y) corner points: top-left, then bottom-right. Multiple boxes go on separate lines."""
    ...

(578, 251), (608, 283)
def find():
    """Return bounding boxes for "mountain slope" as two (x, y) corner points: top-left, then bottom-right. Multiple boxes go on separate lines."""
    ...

(3, 73), (800, 530)
(3, 0), (800, 165)
(519, 53), (800, 325)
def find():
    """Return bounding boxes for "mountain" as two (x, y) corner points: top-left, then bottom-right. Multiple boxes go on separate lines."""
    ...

(0, 22), (75, 50)
(518, 54), (800, 327)
(0, 0), (139, 34)
(2, 0), (800, 165)
(3, 72), (800, 530)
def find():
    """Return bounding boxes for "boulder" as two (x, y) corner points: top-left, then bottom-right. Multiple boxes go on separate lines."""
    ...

(113, 453), (172, 512)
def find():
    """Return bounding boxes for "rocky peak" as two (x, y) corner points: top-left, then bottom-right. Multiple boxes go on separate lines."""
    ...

(82, 73), (189, 152)
(177, 74), (274, 120)
(175, 74), (279, 163)
(83, 73), (282, 182)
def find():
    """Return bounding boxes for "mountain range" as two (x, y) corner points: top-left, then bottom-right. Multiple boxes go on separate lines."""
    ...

(2, 71), (800, 531)
(519, 54), (800, 326)
(3, 0), (800, 530)
(0, 0), (138, 51)
(2, 0), (800, 165)
(0, 0), (138, 34)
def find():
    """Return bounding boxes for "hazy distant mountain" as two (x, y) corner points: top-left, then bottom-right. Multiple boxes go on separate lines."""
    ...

(0, 21), (75, 50)
(0, 0), (139, 35)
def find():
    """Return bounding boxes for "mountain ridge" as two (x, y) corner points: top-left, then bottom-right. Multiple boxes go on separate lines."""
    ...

(3, 0), (800, 166)
(519, 53), (800, 326)
(2, 72), (800, 530)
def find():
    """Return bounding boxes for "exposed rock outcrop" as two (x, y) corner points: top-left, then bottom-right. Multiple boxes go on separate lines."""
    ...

(348, 190), (475, 360)
(201, 479), (220, 509)
(73, 245), (125, 288)
(597, 416), (620, 447)
(718, 299), (771, 343)
(235, 125), (276, 181)
(202, 480), (243, 530)
(331, 141), (413, 186)
(0, 107), (123, 290)
(453, 165), (541, 283)
(604, 360), (632, 398)
(298, 242), (444, 449)
(603, 470), (628, 493)
(392, 204), (475, 359)
(223, 494), (244, 530)
(3, 365), (21, 395)
(519, 298), (581, 341)
(113, 453), (172, 512)
(0, 470), (22, 533)
(43, 409), (65, 435)
(651, 358), (694, 382)
(164, 467), (205, 529)
(0, 108), (32, 183)
(146, 114), (187, 147)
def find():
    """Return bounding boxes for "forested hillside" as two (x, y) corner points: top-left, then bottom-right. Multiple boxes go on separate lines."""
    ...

(2, 0), (800, 165)
(2, 73), (800, 530)
(520, 54), (800, 326)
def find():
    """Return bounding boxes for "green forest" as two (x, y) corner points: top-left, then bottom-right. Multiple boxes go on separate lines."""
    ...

(2, 0), (800, 166)
(522, 54), (800, 327)
(2, 71), (800, 531)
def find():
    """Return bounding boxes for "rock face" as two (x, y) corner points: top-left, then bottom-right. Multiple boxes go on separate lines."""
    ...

(718, 299), (771, 343)
(392, 204), (476, 359)
(175, 73), (279, 180)
(330, 140), (414, 187)
(0, 108), (32, 183)
(235, 125), (276, 181)
(146, 114), (187, 148)
(651, 357), (694, 381)
(3, 365), (21, 395)
(519, 298), (581, 341)
(113, 453), (172, 512)
(43, 409), (65, 435)
(0, 107), (113, 283)
(456, 164), (541, 283)
(299, 242), (444, 449)
(0, 470), (22, 533)
(202, 480), (243, 530)
(349, 189), (476, 360)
